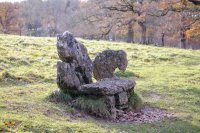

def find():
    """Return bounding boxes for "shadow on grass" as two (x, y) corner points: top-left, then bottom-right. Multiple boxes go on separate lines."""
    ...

(47, 90), (113, 118)
(0, 71), (54, 87)
(44, 90), (200, 133)
(115, 70), (140, 78)
(0, 120), (74, 133)
(111, 117), (200, 133)
(1, 107), (200, 133)
(175, 87), (200, 97)
(46, 90), (75, 113)
(173, 87), (200, 108)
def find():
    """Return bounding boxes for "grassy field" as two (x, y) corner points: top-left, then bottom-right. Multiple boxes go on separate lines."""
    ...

(0, 34), (200, 133)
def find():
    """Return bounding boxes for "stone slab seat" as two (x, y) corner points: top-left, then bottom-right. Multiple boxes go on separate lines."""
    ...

(78, 78), (136, 96)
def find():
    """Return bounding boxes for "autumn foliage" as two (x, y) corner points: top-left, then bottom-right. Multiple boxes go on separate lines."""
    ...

(0, 0), (199, 49)
(0, 2), (22, 34)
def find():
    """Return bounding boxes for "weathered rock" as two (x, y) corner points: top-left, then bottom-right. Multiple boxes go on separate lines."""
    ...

(115, 92), (129, 106)
(115, 92), (129, 110)
(56, 31), (93, 83)
(55, 31), (138, 119)
(105, 96), (117, 119)
(56, 31), (93, 92)
(93, 50), (128, 80)
(57, 61), (81, 93)
(78, 78), (135, 96)
(77, 78), (136, 118)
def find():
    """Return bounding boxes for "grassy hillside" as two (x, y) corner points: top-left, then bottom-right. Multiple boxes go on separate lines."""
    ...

(0, 34), (200, 133)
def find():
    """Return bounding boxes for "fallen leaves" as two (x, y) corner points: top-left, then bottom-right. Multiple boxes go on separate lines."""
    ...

(115, 106), (174, 123)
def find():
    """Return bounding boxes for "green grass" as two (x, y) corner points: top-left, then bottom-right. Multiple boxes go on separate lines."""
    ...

(73, 96), (111, 118)
(0, 34), (200, 132)
(129, 93), (143, 111)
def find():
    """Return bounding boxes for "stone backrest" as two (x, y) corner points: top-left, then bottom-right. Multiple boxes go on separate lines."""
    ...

(93, 50), (128, 80)
(56, 31), (93, 93)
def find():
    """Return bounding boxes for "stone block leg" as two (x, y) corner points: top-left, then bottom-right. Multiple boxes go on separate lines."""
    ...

(105, 96), (117, 119)
(115, 92), (129, 110)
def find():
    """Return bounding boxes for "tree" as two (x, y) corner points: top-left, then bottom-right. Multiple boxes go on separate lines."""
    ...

(101, 0), (159, 44)
(0, 2), (20, 34)
(149, 0), (200, 48)
(21, 0), (44, 36)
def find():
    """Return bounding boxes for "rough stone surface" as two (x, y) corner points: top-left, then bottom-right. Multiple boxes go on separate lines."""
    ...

(56, 31), (93, 92)
(105, 96), (116, 119)
(78, 78), (135, 96)
(57, 61), (81, 92)
(56, 31), (137, 119)
(93, 50), (128, 80)
(115, 92), (129, 106)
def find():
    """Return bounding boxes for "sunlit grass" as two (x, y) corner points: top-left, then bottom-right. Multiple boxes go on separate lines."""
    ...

(0, 34), (200, 132)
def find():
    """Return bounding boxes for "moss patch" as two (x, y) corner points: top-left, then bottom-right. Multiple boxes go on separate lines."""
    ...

(73, 96), (111, 118)
(129, 93), (143, 111)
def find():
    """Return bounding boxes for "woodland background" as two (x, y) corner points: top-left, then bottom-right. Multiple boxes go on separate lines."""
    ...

(0, 0), (200, 49)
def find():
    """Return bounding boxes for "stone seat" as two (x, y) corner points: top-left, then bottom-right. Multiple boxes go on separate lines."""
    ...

(78, 78), (136, 96)
(55, 31), (137, 119)
(77, 78), (136, 119)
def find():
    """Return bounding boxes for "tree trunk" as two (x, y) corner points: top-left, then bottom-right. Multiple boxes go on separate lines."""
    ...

(19, 29), (22, 36)
(102, 34), (109, 40)
(127, 22), (134, 43)
(111, 33), (116, 41)
(3, 28), (8, 34)
(180, 29), (186, 49)
(161, 32), (165, 46)
(139, 22), (146, 44)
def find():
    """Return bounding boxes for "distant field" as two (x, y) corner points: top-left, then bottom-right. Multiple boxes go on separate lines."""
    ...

(0, 34), (200, 133)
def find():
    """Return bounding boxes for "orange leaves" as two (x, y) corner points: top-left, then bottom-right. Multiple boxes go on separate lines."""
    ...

(186, 23), (200, 38)
(4, 121), (16, 127)
(2, 120), (19, 130)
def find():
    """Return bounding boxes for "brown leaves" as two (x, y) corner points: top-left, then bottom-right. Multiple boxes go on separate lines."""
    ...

(115, 106), (174, 123)
(2, 120), (21, 130)
(0, 2), (21, 34)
